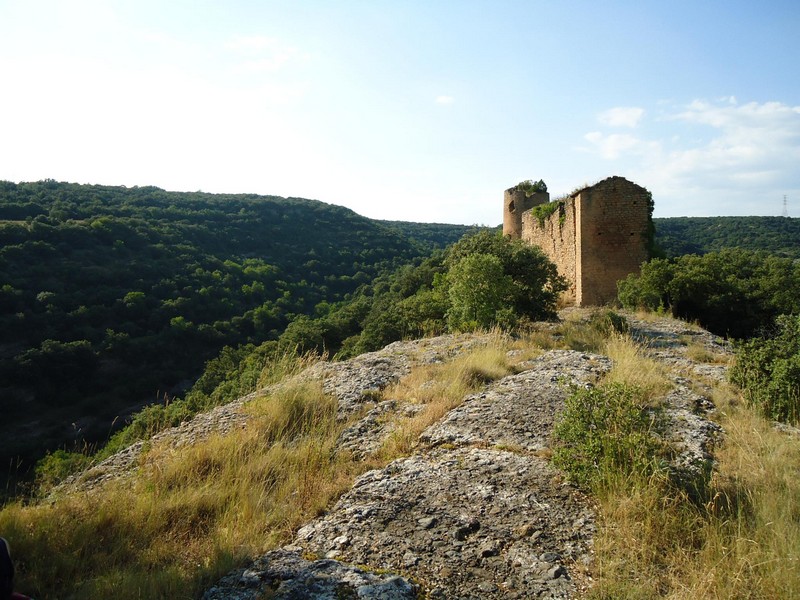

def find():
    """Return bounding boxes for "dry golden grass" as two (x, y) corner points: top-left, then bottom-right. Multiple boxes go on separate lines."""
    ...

(520, 328), (560, 350)
(588, 388), (800, 600)
(603, 333), (672, 402)
(0, 334), (516, 599)
(4, 313), (797, 599)
(0, 380), (366, 598)
(585, 321), (800, 599)
(378, 334), (513, 458)
(671, 400), (800, 599)
(682, 340), (731, 366)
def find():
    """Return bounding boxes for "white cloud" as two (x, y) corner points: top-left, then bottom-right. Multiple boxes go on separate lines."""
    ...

(226, 35), (300, 72)
(598, 106), (645, 128)
(658, 100), (800, 181)
(226, 35), (278, 54)
(581, 99), (800, 216)
(436, 95), (455, 105)
(583, 131), (657, 160)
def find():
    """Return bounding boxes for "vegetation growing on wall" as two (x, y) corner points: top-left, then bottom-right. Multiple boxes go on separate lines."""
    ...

(530, 200), (564, 228)
(516, 179), (547, 196)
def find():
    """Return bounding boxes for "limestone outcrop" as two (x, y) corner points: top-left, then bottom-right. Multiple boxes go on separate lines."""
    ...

(56, 311), (726, 599)
(201, 312), (726, 599)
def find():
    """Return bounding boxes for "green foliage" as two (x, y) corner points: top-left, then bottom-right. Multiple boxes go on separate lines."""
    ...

(378, 220), (480, 251)
(341, 231), (565, 348)
(530, 201), (563, 228)
(731, 314), (800, 424)
(654, 216), (800, 259)
(446, 254), (513, 331)
(617, 249), (800, 338)
(445, 230), (567, 322)
(222, 231), (565, 366)
(643, 190), (658, 259)
(0, 180), (441, 476)
(34, 450), (92, 491)
(516, 179), (548, 196)
(590, 310), (630, 337)
(553, 383), (667, 491)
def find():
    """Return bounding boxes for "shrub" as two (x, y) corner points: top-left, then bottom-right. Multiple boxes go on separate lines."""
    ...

(446, 254), (513, 331)
(34, 450), (92, 491)
(730, 314), (800, 424)
(553, 383), (667, 491)
(617, 250), (800, 339)
(445, 230), (567, 324)
(516, 179), (547, 196)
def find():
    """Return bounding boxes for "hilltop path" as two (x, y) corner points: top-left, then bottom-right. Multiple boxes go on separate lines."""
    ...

(197, 312), (726, 600)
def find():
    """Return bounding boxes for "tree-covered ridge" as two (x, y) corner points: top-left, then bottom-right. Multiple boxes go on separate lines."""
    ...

(56, 230), (565, 480)
(0, 180), (434, 474)
(654, 216), (800, 259)
(378, 220), (481, 251)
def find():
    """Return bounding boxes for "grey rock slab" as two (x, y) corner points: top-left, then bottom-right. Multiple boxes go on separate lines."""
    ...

(202, 548), (417, 600)
(294, 447), (594, 599)
(659, 382), (723, 483)
(302, 333), (495, 418)
(421, 350), (611, 451)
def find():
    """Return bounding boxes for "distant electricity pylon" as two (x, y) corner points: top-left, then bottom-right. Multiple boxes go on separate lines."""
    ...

(784, 195), (789, 218)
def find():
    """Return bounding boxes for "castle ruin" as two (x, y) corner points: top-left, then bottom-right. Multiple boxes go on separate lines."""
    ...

(503, 176), (652, 306)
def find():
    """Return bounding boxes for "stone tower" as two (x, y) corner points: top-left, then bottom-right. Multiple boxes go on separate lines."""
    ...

(502, 185), (549, 238)
(507, 176), (652, 306)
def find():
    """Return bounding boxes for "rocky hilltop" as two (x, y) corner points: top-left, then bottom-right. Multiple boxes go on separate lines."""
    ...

(62, 311), (727, 599)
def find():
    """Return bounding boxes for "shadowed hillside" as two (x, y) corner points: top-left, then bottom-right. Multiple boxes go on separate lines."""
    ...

(0, 180), (470, 482)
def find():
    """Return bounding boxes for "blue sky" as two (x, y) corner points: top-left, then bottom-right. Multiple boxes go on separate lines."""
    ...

(1, 0), (799, 224)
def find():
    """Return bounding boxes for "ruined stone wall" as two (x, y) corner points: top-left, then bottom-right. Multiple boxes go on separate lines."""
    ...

(514, 176), (651, 306)
(521, 198), (578, 304)
(575, 177), (651, 305)
(503, 187), (549, 238)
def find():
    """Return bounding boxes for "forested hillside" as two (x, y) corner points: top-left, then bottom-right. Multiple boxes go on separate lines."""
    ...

(0, 180), (467, 477)
(5, 182), (798, 486)
(654, 216), (800, 258)
(379, 220), (478, 249)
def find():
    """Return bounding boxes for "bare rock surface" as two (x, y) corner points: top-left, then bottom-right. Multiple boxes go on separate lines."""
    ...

(625, 314), (731, 381)
(203, 312), (729, 600)
(421, 350), (611, 452)
(54, 310), (730, 599)
(291, 447), (594, 599)
(660, 381), (723, 483)
(203, 548), (417, 600)
(203, 349), (612, 600)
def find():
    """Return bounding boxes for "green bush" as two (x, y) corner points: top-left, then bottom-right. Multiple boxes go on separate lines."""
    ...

(516, 179), (547, 196)
(446, 253), (513, 331)
(445, 230), (567, 323)
(618, 249), (800, 339)
(553, 383), (667, 491)
(34, 450), (92, 491)
(730, 314), (800, 424)
(589, 310), (629, 336)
